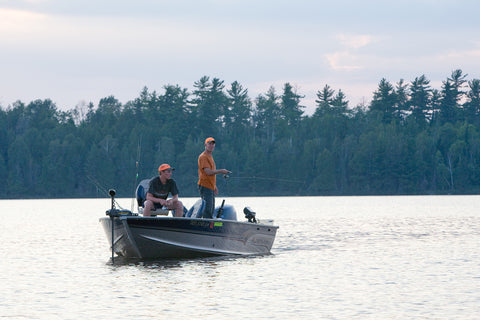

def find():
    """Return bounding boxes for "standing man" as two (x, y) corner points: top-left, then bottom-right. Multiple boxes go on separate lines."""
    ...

(143, 163), (184, 217)
(198, 137), (231, 218)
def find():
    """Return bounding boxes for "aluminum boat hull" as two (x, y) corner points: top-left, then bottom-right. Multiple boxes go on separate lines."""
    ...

(100, 216), (278, 259)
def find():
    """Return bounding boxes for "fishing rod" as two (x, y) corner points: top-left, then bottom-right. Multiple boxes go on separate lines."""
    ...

(217, 173), (306, 198)
(86, 175), (125, 210)
(131, 137), (142, 212)
(222, 175), (305, 184)
(88, 176), (121, 264)
(186, 174), (305, 185)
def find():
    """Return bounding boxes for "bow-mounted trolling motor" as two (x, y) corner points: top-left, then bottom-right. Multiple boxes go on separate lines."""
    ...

(243, 207), (257, 223)
(104, 189), (134, 264)
(106, 189), (118, 264)
(106, 189), (134, 217)
(106, 189), (120, 218)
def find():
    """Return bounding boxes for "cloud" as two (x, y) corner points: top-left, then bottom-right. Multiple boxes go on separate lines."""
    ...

(0, 8), (47, 38)
(325, 51), (363, 71)
(2, 0), (480, 112)
(324, 34), (382, 71)
(336, 34), (379, 50)
(434, 48), (480, 61)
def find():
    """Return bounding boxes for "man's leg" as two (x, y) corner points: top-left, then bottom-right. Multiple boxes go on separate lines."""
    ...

(143, 200), (153, 216)
(199, 185), (215, 218)
(167, 200), (184, 217)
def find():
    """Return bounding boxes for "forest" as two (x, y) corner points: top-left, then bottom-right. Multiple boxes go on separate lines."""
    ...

(1, 69), (480, 199)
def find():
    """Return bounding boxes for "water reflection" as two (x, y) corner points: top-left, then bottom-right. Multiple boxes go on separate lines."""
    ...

(107, 253), (274, 269)
(2, 196), (480, 319)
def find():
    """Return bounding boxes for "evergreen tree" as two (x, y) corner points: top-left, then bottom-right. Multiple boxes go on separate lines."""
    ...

(464, 79), (480, 125)
(3, 71), (480, 198)
(191, 76), (227, 136)
(439, 69), (467, 124)
(314, 84), (335, 117)
(331, 89), (349, 116)
(253, 86), (280, 144)
(370, 78), (397, 123)
(408, 75), (432, 126)
(395, 79), (409, 119)
(226, 81), (252, 145)
(158, 84), (191, 147)
(279, 83), (304, 127)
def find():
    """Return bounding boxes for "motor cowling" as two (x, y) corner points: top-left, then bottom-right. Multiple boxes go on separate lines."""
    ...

(243, 207), (257, 223)
(216, 204), (237, 220)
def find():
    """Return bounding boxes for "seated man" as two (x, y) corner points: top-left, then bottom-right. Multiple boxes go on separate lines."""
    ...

(143, 163), (184, 217)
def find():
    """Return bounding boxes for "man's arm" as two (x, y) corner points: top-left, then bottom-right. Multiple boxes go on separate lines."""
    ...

(165, 194), (179, 206)
(203, 168), (231, 176)
(146, 192), (168, 206)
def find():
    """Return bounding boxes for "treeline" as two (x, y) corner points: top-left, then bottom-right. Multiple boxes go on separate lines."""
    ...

(1, 70), (480, 199)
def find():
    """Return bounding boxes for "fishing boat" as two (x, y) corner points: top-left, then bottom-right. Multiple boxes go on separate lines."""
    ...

(99, 188), (279, 260)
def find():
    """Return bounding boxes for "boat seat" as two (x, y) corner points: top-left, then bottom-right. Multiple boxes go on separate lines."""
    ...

(136, 178), (152, 208)
(135, 177), (181, 216)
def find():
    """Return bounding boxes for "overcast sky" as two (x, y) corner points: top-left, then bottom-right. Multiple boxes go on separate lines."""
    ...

(1, 0), (479, 114)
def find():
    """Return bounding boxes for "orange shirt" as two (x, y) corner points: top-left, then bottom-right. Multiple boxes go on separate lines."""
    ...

(198, 151), (216, 190)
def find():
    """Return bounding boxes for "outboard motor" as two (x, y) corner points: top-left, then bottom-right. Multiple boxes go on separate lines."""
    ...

(215, 203), (237, 220)
(243, 207), (257, 223)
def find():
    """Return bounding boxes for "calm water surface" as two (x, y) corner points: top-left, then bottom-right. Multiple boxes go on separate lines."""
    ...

(1, 196), (479, 319)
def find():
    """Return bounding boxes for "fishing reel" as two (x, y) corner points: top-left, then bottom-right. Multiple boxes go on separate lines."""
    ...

(243, 207), (257, 223)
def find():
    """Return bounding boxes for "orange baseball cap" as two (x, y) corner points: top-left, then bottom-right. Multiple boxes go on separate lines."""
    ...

(158, 163), (174, 172)
(205, 137), (215, 144)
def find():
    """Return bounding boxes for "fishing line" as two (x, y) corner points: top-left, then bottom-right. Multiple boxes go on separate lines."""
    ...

(207, 174), (306, 198)
(222, 173), (230, 197)
(86, 175), (125, 210)
(225, 176), (305, 184)
(187, 174), (304, 185)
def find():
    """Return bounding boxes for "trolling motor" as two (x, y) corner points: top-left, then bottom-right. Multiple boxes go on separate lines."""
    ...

(106, 189), (118, 264)
(106, 189), (120, 218)
(243, 207), (257, 223)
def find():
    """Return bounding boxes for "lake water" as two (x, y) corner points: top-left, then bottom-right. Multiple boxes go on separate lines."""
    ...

(1, 195), (479, 319)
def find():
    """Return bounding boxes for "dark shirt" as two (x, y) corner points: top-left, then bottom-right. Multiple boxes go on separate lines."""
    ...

(147, 176), (179, 200)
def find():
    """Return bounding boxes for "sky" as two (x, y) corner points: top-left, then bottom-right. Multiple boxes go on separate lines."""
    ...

(1, 0), (479, 115)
